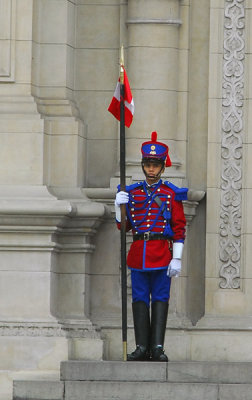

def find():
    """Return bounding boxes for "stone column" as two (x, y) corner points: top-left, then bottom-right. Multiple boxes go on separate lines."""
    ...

(30, 0), (105, 357)
(0, 0), (44, 185)
(125, 0), (182, 179)
(32, 0), (87, 188)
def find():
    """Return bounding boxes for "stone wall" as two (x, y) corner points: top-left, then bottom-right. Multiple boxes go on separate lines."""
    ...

(0, 0), (252, 398)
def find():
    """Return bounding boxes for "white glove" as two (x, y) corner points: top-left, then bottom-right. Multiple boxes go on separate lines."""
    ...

(115, 191), (129, 222)
(115, 191), (129, 206)
(167, 258), (181, 277)
(167, 242), (184, 277)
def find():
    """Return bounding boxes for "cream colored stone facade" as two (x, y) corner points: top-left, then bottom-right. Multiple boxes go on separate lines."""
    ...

(0, 0), (251, 398)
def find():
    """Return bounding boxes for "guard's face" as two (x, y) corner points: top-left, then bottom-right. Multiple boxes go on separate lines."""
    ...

(143, 161), (164, 184)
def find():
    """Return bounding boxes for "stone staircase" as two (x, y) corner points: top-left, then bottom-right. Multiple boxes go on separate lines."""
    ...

(13, 360), (252, 400)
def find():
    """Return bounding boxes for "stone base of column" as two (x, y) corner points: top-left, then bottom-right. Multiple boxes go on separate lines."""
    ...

(101, 315), (252, 362)
(0, 184), (106, 399)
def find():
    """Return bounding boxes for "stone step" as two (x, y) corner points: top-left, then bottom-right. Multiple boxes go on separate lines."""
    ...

(64, 381), (252, 400)
(61, 360), (252, 384)
(13, 380), (64, 400)
(13, 361), (252, 400)
(14, 380), (252, 400)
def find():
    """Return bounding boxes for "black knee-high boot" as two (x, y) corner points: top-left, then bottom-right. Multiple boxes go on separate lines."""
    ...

(127, 301), (150, 361)
(150, 301), (169, 362)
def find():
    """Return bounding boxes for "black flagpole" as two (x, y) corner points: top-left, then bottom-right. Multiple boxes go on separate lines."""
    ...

(119, 45), (127, 361)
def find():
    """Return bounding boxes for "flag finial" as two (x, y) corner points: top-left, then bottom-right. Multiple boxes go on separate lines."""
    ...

(120, 45), (124, 84)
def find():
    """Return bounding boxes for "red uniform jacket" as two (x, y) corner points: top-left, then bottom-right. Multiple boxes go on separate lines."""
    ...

(117, 180), (187, 271)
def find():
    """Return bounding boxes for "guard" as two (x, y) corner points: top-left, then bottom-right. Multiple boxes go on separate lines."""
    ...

(115, 131), (187, 361)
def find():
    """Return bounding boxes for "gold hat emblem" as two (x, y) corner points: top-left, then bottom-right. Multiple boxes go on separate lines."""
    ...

(151, 145), (156, 150)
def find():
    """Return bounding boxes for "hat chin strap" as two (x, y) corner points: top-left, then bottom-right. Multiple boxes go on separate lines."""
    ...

(142, 163), (164, 181)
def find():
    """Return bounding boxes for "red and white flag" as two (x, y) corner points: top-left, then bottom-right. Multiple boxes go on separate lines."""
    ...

(108, 68), (134, 128)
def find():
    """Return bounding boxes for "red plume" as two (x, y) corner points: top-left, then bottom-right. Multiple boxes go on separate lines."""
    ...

(165, 155), (172, 167)
(151, 131), (157, 142)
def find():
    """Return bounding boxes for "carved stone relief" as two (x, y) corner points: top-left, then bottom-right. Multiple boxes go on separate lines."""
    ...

(219, 0), (245, 289)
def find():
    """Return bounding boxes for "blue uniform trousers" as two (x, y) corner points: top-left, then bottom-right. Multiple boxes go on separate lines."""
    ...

(131, 269), (171, 307)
